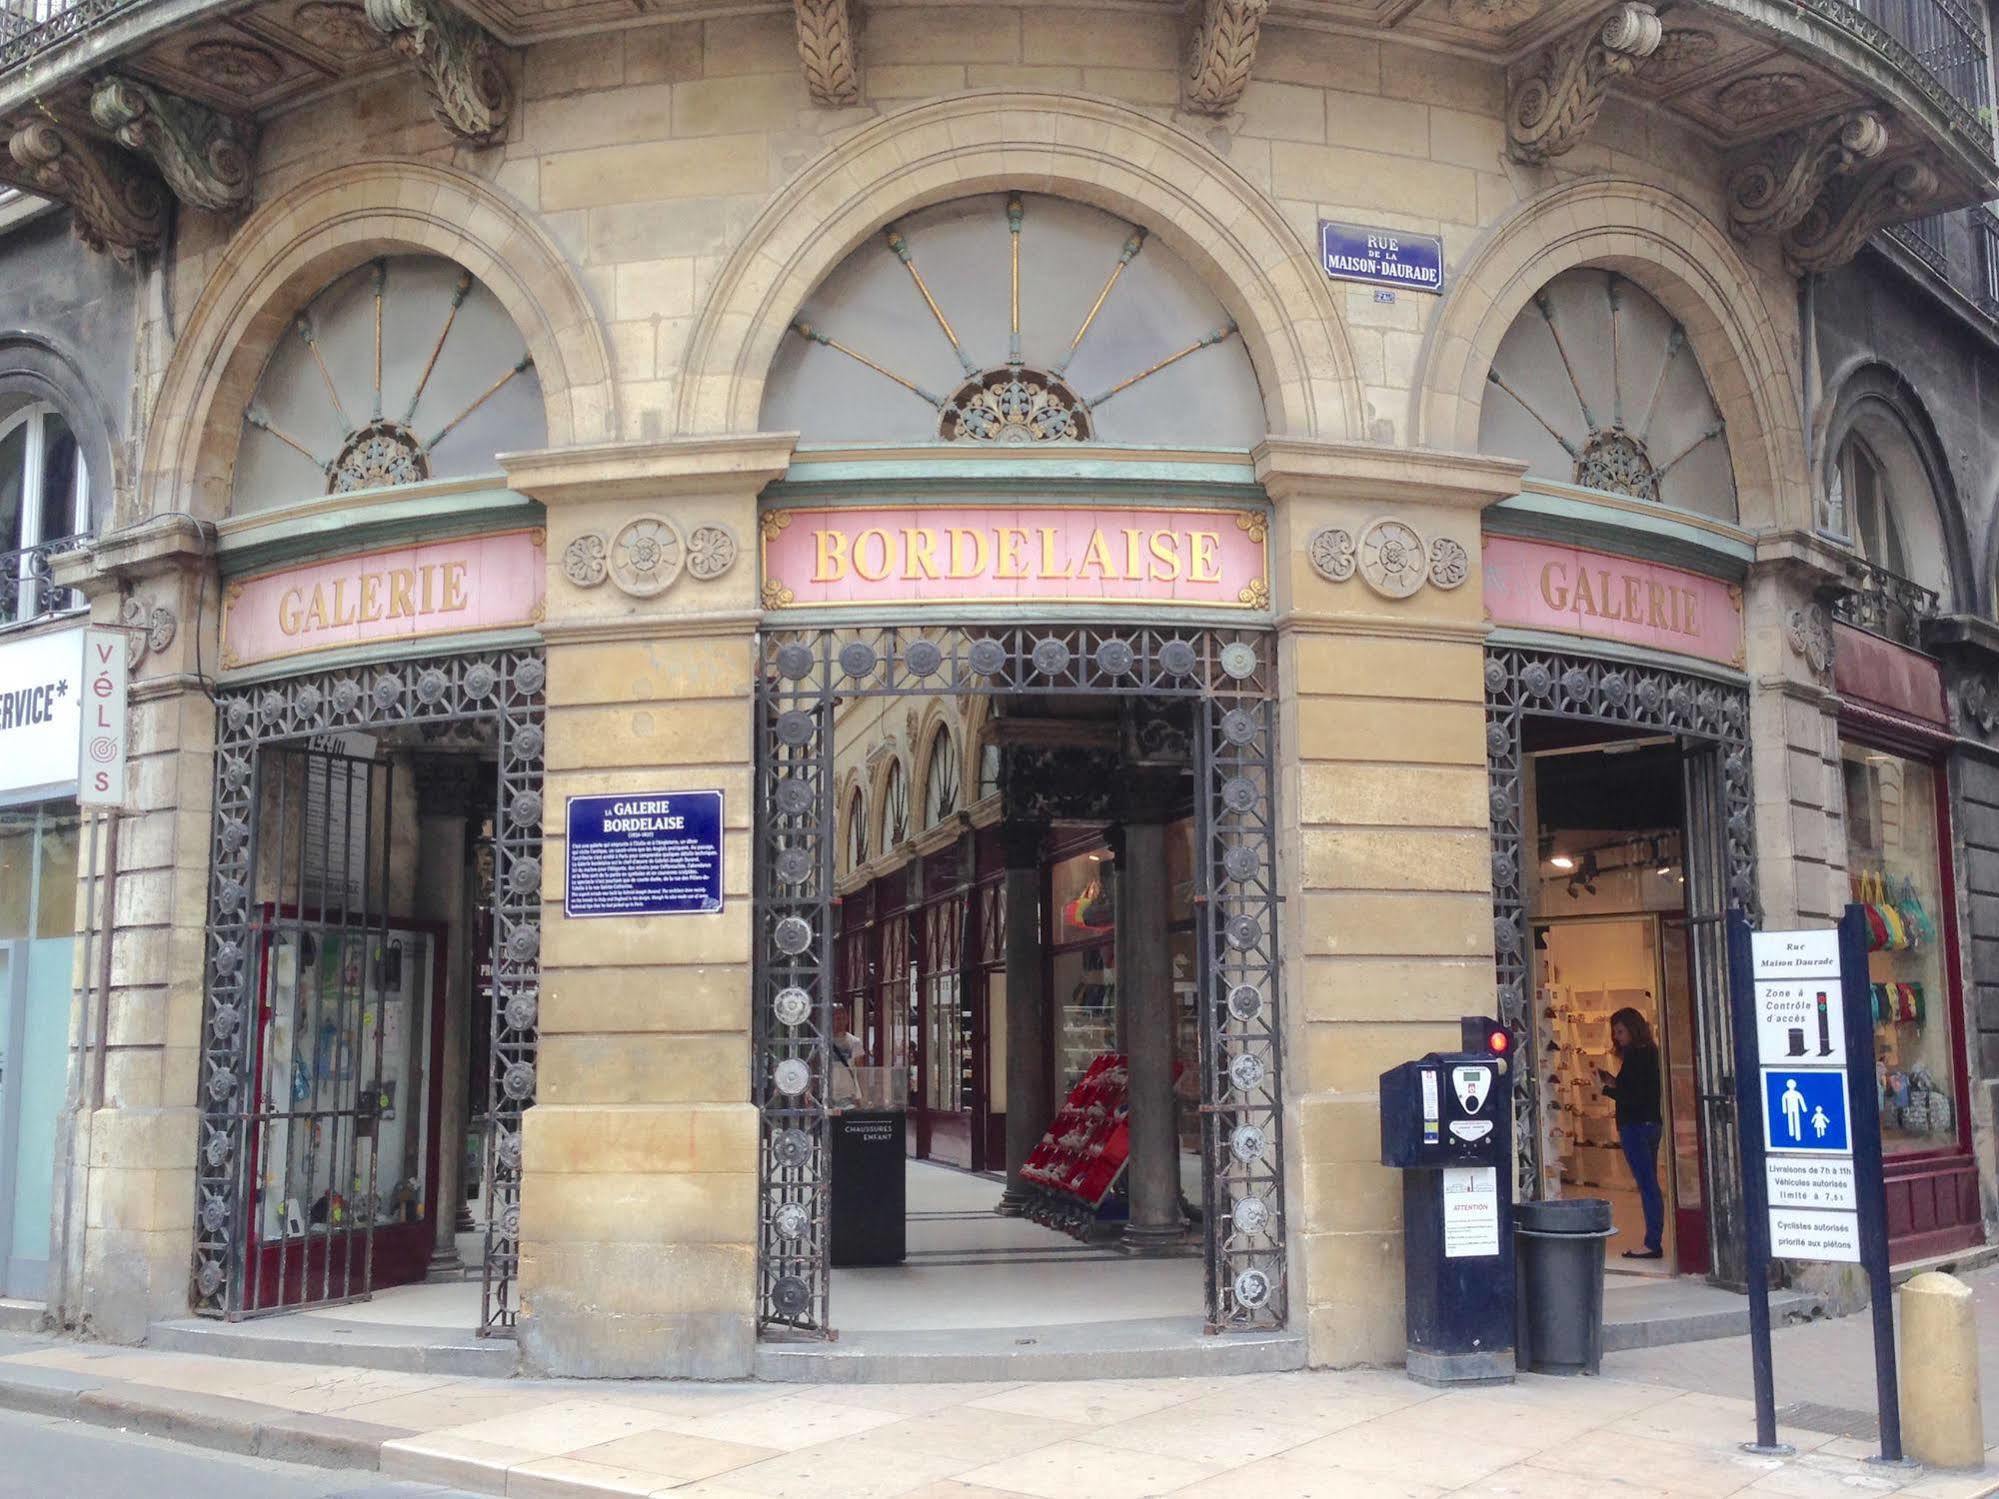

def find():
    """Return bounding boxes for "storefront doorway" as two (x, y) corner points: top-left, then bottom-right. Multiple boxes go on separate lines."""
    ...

(757, 625), (1284, 1339)
(1487, 646), (1755, 1286)
(193, 650), (544, 1328)
(1528, 736), (1709, 1276)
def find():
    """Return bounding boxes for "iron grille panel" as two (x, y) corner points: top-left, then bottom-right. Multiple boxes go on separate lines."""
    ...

(1482, 646), (1755, 1252)
(753, 624), (1285, 1335)
(194, 649), (544, 1332)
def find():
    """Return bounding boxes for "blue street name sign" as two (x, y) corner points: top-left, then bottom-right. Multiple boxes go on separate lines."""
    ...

(1319, 220), (1445, 293)
(564, 789), (724, 918)
(1761, 1068), (1851, 1154)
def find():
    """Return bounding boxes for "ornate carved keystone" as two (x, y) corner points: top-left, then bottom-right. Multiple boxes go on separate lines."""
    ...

(1183, 0), (1270, 115)
(1783, 156), (1940, 273)
(364, 0), (511, 146)
(1506, 2), (1661, 164)
(90, 77), (256, 214)
(1724, 110), (1885, 243)
(6, 120), (169, 259)
(793, 0), (859, 107)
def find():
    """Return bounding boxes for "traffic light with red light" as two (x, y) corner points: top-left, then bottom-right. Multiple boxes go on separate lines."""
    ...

(1460, 1015), (1513, 1058)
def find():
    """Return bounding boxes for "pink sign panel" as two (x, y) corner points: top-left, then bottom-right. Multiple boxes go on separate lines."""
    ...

(760, 505), (1270, 610)
(221, 527), (547, 670)
(1483, 535), (1743, 668)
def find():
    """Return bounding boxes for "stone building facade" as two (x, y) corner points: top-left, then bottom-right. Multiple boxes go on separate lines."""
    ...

(0, 0), (1992, 1377)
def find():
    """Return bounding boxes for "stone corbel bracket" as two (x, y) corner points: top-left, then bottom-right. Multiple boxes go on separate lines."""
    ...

(90, 77), (256, 215)
(1506, 2), (1661, 164)
(1724, 110), (1885, 244)
(1183, 0), (1270, 115)
(1782, 155), (1940, 273)
(794, 0), (860, 107)
(5, 118), (170, 260)
(365, 0), (511, 146)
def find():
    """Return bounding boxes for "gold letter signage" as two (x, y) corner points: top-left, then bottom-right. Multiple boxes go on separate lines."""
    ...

(759, 504), (1269, 610)
(221, 527), (546, 670)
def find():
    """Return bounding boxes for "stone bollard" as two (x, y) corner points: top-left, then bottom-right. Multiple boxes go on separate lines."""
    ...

(1898, 1271), (1985, 1469)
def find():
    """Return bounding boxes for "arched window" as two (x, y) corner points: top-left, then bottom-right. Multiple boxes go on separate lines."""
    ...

(1478, 269), (1735, 520)
(762, 192), (1265, 447)
(921, 727), (959, 829)
(846, 789), (868, 872)
(978, 739), (1001, 800)
(1832, 436), (1906, 576)
(0, 403), (88, 620)
(233, 255), (547, 514)
(881, 759), (909, 850)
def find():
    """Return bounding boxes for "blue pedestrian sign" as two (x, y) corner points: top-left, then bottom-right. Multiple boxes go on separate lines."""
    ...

(1762, 1069), (1850, 1154)
(565, 789), (724, 918)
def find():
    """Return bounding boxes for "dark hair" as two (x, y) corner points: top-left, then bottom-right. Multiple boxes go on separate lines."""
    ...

(1610, 1007), (1655, 1056)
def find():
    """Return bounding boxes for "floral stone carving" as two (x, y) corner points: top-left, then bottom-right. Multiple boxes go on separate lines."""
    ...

(609, 515), (685, 598)
(1428, 537), (1470, 590)
(793, 0), (859, 107)
(1784, 603), (1832, 680)
(1183, 0), (1270, 115)
(1725, 110), (1886, 243)
(562, 532), (609, 588)
(1358, 519), (1429, 599)
(1308, 527), (1355, 583)
(687, 525), (739, 581)
(1507, 2), (1661, 164)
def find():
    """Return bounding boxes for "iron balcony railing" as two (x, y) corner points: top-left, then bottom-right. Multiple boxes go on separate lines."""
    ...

(1, 532), (91, 626)
(1827, 554), (1940, 649)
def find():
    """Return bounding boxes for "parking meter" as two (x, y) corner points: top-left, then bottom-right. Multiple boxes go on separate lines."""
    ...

(1378, 1017), (1516, 1385)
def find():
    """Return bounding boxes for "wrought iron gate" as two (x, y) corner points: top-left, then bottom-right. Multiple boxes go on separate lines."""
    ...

(192, 649), (545, 1327)
(1483, 645), (1755, 1284)
(754, 625), (1287, 1335)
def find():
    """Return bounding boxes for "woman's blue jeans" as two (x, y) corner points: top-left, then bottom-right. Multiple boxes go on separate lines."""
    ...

(1619, 1121), (1665, 1252)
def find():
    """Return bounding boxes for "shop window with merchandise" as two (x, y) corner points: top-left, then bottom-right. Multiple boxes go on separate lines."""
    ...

(1843, 737), (1982, 1258)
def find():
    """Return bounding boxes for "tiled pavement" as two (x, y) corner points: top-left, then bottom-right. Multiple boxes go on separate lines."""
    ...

(0, 1334), (1992, 1498)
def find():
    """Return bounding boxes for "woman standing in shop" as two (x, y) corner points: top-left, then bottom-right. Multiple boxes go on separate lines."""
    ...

(1598, 1007), (1664, 1260)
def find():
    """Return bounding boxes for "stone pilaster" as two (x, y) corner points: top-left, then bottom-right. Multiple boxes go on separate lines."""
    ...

(503, 433), (792, 1378)
(1253, 437), (1522, 1367)
(1744, 531), (1848, 929)
(48, 516), (217, 1340)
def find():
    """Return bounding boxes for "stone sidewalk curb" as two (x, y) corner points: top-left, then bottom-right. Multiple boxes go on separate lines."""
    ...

(0, 1363), (435, 1488)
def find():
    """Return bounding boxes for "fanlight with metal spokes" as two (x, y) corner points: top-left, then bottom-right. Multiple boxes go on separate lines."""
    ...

(1478, 269), (1737, 520)
(234, 255), (547, 512)
(765, 193), (1265, 446)
(922, 728), (959, 828)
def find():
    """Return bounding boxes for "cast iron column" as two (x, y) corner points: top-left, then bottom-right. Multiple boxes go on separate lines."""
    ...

(1117, 818), (1184, 1253)
(996, 820), (1049, 1216)
(414, 758), (474, 1279)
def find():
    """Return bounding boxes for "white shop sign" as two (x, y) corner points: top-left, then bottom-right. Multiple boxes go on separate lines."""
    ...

(1441, 1166), (1500, 1258)
(1768, 1207), (1862, 1263)
(1749, 929), (1841, 982)
(1765, 1155), (1858, 1213)
(0, 624), (126, 807)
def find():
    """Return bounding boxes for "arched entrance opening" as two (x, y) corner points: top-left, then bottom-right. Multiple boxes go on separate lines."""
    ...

(750, 192), (1294, 1365)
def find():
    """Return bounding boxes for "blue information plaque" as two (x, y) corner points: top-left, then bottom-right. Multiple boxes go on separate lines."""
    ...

(1318, 220), (1445, 293)
(564, 790), (724, 917)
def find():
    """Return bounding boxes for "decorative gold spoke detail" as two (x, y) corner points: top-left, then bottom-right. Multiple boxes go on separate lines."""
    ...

(245, 407), (329, 473)
(1485, 367), (1582, 458)
(371, 259), (386, 421)
(428, 354), (535, 451)
(886, 224), (975, 375)
(1634, 324), (1685, 446)
(296, 314), (353, 433)
(1007, 193), (1022, 365)
(1055, 228), (1146, 377)
(1533, 288), (1596, 433)
(790, 320), (944, 408)
(1086, 320), (1239, 410)
(407, 269), (473, 426)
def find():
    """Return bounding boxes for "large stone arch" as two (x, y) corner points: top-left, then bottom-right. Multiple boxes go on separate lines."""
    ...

(1413, 177), (1806, 532)
(677, 90), (1360, 442)
(141, 159), (614, 521)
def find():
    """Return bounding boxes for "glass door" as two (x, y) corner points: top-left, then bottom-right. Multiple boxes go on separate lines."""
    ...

(0, 946), (18, 1298)
(1660, 918), (1710, 1275)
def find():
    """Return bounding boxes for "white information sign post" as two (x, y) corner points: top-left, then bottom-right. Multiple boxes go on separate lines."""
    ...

(1748, 930), (1858, 1263)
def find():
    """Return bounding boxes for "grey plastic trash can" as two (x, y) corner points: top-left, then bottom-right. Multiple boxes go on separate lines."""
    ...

(1515, 1197), (1616, 1376)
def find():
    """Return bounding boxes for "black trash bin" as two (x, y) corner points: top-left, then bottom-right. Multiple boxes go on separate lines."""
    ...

(1514, 1197), (1616, 1375)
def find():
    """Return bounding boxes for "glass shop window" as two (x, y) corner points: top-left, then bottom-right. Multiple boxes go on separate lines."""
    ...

(1843, 743), (1956, 1155)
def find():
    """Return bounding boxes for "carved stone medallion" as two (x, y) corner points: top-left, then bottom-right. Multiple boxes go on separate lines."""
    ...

(1784, 603), (1832, 681)
(1428, 536), (1470, 590)
(1357, 519), (1428, 600)
(1308, 527), (1355, 583)
(609, 515), (685, 597)
(686, 524), (739, 581)
(291, 0), (375, 54)
(563, 532), (609, 588)
(184, 40), (286, 93)
(1714, 71), (1810, 123)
